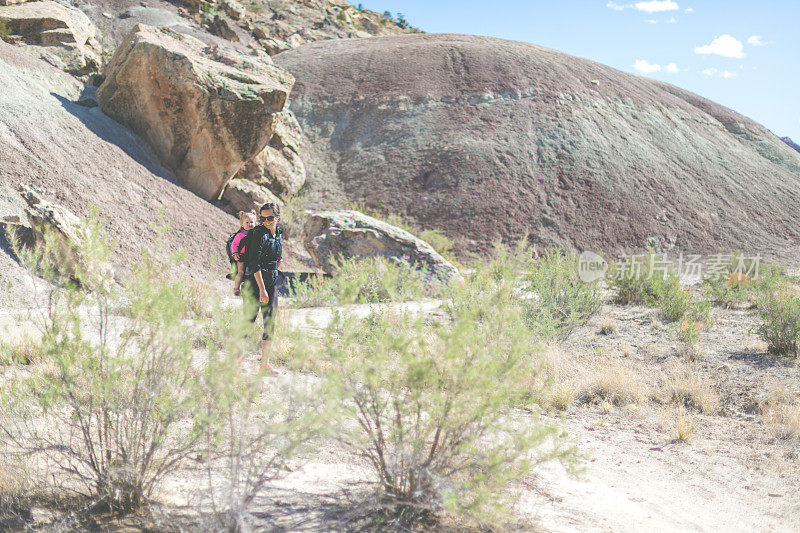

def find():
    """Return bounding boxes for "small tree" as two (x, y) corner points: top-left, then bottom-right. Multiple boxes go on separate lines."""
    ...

(310, 260), (576, 526)
(0, 218), (215, 511)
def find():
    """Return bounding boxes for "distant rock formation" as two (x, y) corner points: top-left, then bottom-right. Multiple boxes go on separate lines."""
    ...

(275, 33), (800, 258)
(781, 137), (800, 154)
(97, 24), (294, 201)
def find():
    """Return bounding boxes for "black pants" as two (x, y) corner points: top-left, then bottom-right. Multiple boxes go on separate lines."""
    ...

(243, 274), (278, 340)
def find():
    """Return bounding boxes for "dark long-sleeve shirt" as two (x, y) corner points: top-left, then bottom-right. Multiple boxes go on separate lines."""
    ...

(245, 225), (282, 287)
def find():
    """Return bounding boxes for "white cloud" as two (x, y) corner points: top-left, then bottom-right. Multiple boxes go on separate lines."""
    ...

(684, 7), (694, 13)
(635, 1), (679, 13)
(665, 62), (680, 73)
(633, 59), (662, 74)
(646, 18), (658, 23)
(694, 35), (745, 58)
(606, 1), (627, 10)
(747, 35), (767, 46)
(701, 68), (738, 79)
(666, 17), (676, 23)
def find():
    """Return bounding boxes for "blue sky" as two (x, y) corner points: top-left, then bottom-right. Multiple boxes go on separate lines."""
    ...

(357, 0), (800, 142)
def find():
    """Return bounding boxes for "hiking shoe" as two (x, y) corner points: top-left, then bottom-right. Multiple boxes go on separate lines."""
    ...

(233, 288), (241, 296)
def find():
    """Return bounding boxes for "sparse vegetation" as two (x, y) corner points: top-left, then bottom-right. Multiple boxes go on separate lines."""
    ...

(0, 217), (325, 523)
(291, 258), (577, 526)
(703, 254), (789, 308)
(579, 356), (648, 407)
(277, 192), (307, 240)
(290, 255), (435, 307)
(760, 384), (800, 439)
(0, 336), (41, 366)
(754, 291), (800, 356)
(523, 248), (602, 341)
(0, 18), (11, 40)
(673, 407), (694, 442)
(608, 249), (692, 323)
(664, 359), (718, 414)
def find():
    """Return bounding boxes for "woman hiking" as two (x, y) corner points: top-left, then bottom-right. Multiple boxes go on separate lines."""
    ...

(244, 202), (283, 373)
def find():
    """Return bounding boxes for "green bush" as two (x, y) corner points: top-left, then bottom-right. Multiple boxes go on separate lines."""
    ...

(0, 18), (10, 40)
(704, 255), (789, 308)
(675, 298), (712, 346)
(290, 256), (436, 307)
(522, 249), (602, 341)
(755, 292), (800, 356)
(307, 268), (576, 525)
(1, 221), (217, 510)
(608, 250), (690, 323)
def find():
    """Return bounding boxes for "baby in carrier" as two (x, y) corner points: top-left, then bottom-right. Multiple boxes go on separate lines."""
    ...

(226, 210), (257, 296)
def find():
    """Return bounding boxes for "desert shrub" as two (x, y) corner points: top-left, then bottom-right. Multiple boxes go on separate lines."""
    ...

(290, 255), (435, 307)
(760, 385), (800, 439)
(305, 265), (576, 525)
(196, 306), (323, 530)
(522, 249), (602, 341)
(703, 254), (788, 308)
(0, 459), (31, 526)
(754, 292), (800, 356)
(607, 251), (694, 323)
(0, 220), (220, 511)
(675, 298), (712, 347)
(673, 407), (694, 442)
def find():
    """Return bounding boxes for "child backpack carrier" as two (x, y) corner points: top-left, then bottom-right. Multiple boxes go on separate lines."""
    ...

(225, 229), (249, 263)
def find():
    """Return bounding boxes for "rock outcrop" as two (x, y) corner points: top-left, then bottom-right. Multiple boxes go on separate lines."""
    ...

(781, 137), (800, 154)
(0, 39), (310, 305)
(275, 33), (800, 259)
(234, 111), (307, 196)
(302, 210), (462, 285)
(19, 185), (111, 285)
(97, 24), (294, 201)
(0, 0), (101, 80)
(244, 0), (418, 55)
(221, 178), (282, 215)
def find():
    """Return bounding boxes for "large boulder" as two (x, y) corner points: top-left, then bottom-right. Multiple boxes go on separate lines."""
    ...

(275, 34), (800, 260)
(235, 110), (307, 195)
(0, 0), (101, 80)
(96, 24), (295, 201)
(220, 178), (282, 215)
(302, 210), (462, 285)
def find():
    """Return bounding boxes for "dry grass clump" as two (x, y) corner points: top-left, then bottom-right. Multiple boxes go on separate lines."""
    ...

(598, 321), (616, 335)
(673, 407), (694, 442)
(578, 355), (648, 407)
(0, 462), (30, 518)
(0, 335), (42, 366)
(760, 384), (800, 439)
(663, 359), (718, 414)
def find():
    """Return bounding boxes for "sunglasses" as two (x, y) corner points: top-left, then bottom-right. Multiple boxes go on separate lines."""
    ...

(260, 215), (276, 222)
